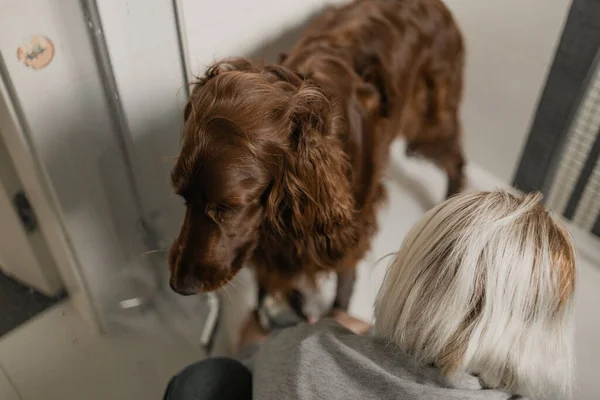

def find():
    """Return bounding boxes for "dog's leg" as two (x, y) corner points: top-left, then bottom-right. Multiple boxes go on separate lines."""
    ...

(407, 66), (465, 199)
(254, 285), (268, 326)
(256, 285), (308, 328)
(444, 148), (465, 198)
(257, 285), (267, 309)
(435, 64), (465, 198)
(406, 137), (465, 199)
(287, 289), (307, 321)
(333, 268), (357, 311)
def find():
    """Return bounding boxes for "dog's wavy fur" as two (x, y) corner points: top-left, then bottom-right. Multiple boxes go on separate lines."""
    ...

(169, 0), (465, 312)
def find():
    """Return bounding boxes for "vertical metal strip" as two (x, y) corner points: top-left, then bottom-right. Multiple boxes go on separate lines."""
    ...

(79, 0), (146, 215)
(172, 0), (192, 95)
(79, 0), (163, 291)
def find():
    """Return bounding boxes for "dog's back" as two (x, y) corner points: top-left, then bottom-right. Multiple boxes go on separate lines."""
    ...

(283, 0), (466, 197)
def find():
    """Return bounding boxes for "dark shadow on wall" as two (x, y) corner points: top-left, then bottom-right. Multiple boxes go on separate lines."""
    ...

(245, 11), (322, 64)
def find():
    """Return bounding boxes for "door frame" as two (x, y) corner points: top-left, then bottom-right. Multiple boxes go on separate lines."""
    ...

(0, 67), (104, 333)
(0, 129), (63, 295)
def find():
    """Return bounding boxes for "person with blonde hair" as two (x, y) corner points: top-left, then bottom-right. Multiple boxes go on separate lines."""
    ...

(375, 190), (575, 399)
(165, 190), (576, 400)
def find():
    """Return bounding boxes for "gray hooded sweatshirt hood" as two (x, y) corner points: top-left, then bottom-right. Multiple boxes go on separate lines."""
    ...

(241, 319), (520, 400)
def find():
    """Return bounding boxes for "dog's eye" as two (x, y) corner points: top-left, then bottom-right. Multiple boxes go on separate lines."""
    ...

(204, 203), (226, 222)
(215, 204), (234, 217)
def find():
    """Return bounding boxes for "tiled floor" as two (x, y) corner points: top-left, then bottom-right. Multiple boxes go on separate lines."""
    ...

(1, 144), (599, 399)
(0, 301), (204, 400)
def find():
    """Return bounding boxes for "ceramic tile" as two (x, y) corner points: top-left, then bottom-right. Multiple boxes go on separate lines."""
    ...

(0, 302), (202, 400)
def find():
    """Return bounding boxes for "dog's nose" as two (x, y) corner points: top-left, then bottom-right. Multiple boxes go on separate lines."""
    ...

(169, 276), (198, 296)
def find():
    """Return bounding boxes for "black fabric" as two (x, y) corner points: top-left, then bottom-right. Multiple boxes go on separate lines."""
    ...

(513, 0), (600, 194)
(0, 270), (66, 337)
(164, 357), (252, 400)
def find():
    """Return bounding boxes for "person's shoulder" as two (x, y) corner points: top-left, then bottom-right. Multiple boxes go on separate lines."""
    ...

(313, 317), (348, 332)
(269, 318), (341, 340)
(262, 318), (353, 352)
(299, 318), (359, 341)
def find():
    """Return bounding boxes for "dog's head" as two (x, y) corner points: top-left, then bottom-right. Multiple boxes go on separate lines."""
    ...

(169, 58), (377, 295)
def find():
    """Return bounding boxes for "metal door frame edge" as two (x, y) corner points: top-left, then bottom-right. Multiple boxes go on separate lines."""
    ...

(0, 54), (106, 333)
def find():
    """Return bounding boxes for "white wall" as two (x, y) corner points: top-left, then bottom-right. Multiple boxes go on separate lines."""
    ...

(0, 0), (146, 329)
(0, 0), (218, 332)
(96, 0), (188, 242)
(181, 0), (347, 74)
(445, 0), (572, 182)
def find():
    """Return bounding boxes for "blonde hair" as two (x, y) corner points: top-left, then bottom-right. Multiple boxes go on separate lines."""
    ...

(374, 191), (576, 399)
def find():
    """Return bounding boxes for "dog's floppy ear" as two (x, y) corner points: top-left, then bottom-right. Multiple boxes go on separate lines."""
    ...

(184, 58), (255, 121)
(266, 83), (359, 265)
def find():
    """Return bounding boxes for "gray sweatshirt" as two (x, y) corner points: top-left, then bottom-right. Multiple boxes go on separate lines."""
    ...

(241, 319), (520, 400)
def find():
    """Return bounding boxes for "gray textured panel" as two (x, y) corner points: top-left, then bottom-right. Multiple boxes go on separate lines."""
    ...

(513, 0), (600, 195)
(547, 58), (600, 218)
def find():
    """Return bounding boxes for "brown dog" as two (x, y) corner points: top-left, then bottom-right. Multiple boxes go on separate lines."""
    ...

(169, 0), (465, 319)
